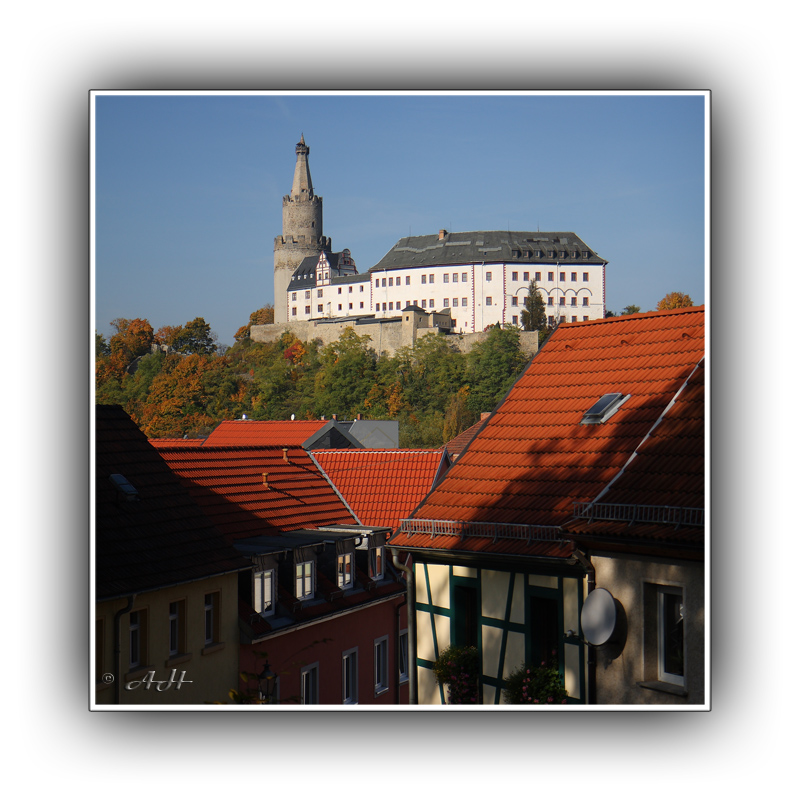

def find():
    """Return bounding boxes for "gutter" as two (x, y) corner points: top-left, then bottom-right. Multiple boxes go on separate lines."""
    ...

(112, 595), (135, 704)
(570, 549), (596, 706)
(391, 548), (417, 705)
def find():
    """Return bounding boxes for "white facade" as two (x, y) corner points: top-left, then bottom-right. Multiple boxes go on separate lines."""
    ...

(287, 259), (605, 333)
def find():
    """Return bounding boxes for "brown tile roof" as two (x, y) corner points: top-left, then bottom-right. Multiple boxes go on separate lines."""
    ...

(157, 444), (357, 541)
(311, 449), (449, 530)
(95, 405), (250, 601)
(443, 415), (490, 460)
(149, 438), (204, 448)
(390, 307), (705, 558)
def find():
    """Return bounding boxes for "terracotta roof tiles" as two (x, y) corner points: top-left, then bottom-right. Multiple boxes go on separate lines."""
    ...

(202, 419), (327, 447)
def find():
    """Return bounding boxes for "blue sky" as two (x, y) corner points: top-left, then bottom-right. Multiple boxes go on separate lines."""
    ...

(93, 92), (707, 346)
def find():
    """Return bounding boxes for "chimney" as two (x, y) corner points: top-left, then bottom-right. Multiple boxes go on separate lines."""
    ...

(357, 413), (363, 421)
(282, 448), (289, 463)
(332, 414), (338, 421)
(439, 229), (447, 240)
(262, 472), (269, 488)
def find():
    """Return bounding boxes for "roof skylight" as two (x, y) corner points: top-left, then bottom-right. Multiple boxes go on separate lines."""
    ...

(109, 473), (139, 499)
(580, 393), (630, 425)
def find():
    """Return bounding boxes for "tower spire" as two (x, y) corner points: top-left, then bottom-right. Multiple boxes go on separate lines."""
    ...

(291, 134), (313, 198)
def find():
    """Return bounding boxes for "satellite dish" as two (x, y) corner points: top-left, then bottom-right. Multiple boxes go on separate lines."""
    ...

(580, 588), (618, 646)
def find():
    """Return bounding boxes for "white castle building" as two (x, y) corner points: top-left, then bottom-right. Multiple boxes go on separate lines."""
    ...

(273, 137), (608, 335)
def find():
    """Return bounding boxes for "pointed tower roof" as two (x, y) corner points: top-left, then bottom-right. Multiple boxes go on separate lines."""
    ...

(291, 134), (314, 198)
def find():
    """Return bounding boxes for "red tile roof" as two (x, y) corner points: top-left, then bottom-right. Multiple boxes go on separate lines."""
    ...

(391, 307), (705, 557)
(95, 406), (251, 601)
(443, 414), (490, 460)
(157, 445), (357, 541)
(202, 419), (328, 447)
(311, 449), (449, 530)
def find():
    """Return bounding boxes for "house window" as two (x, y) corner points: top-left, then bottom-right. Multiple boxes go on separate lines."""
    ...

(204, 592), (219, 645)
(317, 289), (323, 297)
(305, 290), (311, 299)
(338, 304), (342, 311)
(462, 273), (468, 282)
(360, 302), (364, 309)
(295, 561), (314, 600)
(570, 272), (576, 281)
(96, 619), (105, 683)
(382, 278), (387, 287)
(548, 315), (554, 325)
(523, 271), (529, 281)
(421, 275), (427, 285)
(443, 274), (449, 283)
(421, 300), (427, 308)
(571, 297), (577, 306)
(349, 303), (353, 310)
(658, 587), (685, 686)
(453, 273), (458, 282)
(583, 316), (589, 321)
(548, 272), (554, 281)
(305, 306), (311, 315)
(572, 316), (577, 322)
(512, 315), (519, 325)
(369, 544), (384, 580)
(388, 277), (393, 286)
(485, 272), (492, 282)
(388, 302), (393, 310)
(338, 287), (342, 294)
(583, 272), (589, 281)
(486, 297), (492, 306)
(338, 553), (353, 590)
(129, 610), (147, 669)
(429, 274), (435, 283)
(349, 286), (353, 293)
(443, 298), (450, 307)
(406, 276), (411, 285)
(360, 285), (364, 292)
(560, 272), (566, 282)
(511, 296), (518, 307)
(301, 663), (319, 704)
(583, 297), (589, 306)
(343, 648), (358, 704)
(317, 304), (323, 313)
(559, 297), (566, 306)
(292, 292), (297, 301)
(511, 271), (518, 281)
(374, 636), (389, 695)
(547, 297), (554, 306)
(429, 299), (434, 308)
(535, 272), (541, 281)
(382, 303), (387, 311)
(454, 585), (479, 648)
(254, 569), (275, 617)
(168, 600), (186, 656)
(399, 630), (409, 683)
(291, 307), (297, 316)
(461, 298), (468, 307)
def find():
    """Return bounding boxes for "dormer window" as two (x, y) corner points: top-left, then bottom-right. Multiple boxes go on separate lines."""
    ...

(295, 561), (315, 600)
(254, 569), (275, 617)
(369, 545), (384, 580)
(581, 393), (630, 425)
(337, 553), (354, 590)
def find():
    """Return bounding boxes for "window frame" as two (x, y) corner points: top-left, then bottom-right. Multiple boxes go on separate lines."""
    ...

(254, 568), (276, 617)
(398, 629), (409, 684)
(204, 592), (219, 646)
(168, 599), (186, 656)
(342, 647), (358, 704)
(301, 662), (319, 704)
(295, 560), (315, 600)
(657, 587), (685, 687)
(337, 553), (354, 590)
(129, 609), (146, 669)
(374, 636), (389, 695)
(369, 545), (385, 580)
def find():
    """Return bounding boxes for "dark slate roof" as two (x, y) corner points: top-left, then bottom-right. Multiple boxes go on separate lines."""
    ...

(370, 230), (607, 272)
(95, 405), (251, 602)
(289, 252), (369, 290)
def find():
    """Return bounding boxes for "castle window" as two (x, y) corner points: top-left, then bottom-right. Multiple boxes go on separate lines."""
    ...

(382, 278), (386, 287)
(305, 306), (311, 314)
(583, 251), (590, 259)
(571, 297), (577, 306)
(338, 287), (342, 294)
(429, 274), (435, 284)
(523, 272), (529, 281)
(389, 302), (394, 310)
(583, 297), (589, 306)
(511, 272), (518, 281)
(360, 302), (364, 309)
(486, 272), (492, 282)
(421, 275), (427, 285)
(443, 274), (449, 283)
(535, 272), (541, 281)
(349, 303), (353, 310)
(443, 298), (449, 307)
(318, 304), (323, 313)
(292, 308), (297, 316)
(462, 273), (468, 282)
(453, 273), (458, 282)
(421, 300), (427, 308)
(388, 277), (393, 286)
(360, 285), (364, 292)
(512, 315), (518, 325)
(571, 272), (577, 281)
(317, 289), (323, 298)
(535, 249), (542, 258)
(486, 297), (492, 306)
(548, 315), (554, 325)
(548, 272), (554, 282)
(375, 279), (380, 288)
(292, 292), (297, 300)
(583, 272), (589, 281)
(429, 299), (434, 307)
(560, 272), (565, 282)
(548, 297), (554, 306)
(338, 304), (342, 311)
(572, 316), (577, 322)
(349, 286), (352, 293)
(511, 296), (518, 307)
(462, 298), (467, 307)
(584, 316), (589, 321)
(559, 297), (566, 306)
(382, 303), (387, 311)
(405, 276), (411, 285)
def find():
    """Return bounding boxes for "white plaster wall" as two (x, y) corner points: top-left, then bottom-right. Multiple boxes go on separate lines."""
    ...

(434, 613), (451, 655)
(481, 625), (503, 679)
(453, 565), (477, 579)
(416, 609), (436, 662)
(418, 666), (442, 705)
(564, 643), (582, 700)
(563, 577), (580, 632)
(481, 570), (510, 620)
(529, 575), (558, 589)
(426, 564), (451, 609)
(503, 631), (525, 680)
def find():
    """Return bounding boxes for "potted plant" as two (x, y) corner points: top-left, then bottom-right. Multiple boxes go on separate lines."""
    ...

(432, 644), (480, 704)
(502, 653), (569, 705)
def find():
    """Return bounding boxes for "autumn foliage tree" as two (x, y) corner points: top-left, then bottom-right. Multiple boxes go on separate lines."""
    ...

(234, 305), (275, 342)
(656, 292), (693, 311)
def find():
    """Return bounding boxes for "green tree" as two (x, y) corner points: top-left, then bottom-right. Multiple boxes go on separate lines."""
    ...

(656, 292), (693, 311)
(313, 328), (378, 418)
(621, 305), (641, 315)
(442, 386), (476, 443)
(95, 331), (110, 357)
(465, 325), (528, 415)
(171, 317), (217, 355)
(520, 281), (547, 332)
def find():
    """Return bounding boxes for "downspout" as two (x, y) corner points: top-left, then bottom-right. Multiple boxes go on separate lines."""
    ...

(395, 587), (407, 705)
(113, 595), (135, 705)
(391, 548), (416, 704)
(571, 549), (596, 706)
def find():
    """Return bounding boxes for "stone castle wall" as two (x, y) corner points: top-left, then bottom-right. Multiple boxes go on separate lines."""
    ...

(250, 317), (539, 359)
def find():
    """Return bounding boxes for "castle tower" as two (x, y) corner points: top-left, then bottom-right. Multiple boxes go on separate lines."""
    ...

(273, 135), (330, 323)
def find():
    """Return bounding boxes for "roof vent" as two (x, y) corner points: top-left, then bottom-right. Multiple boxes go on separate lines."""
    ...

(580, 393), (630, 425)
(109, 473), (139, 501)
